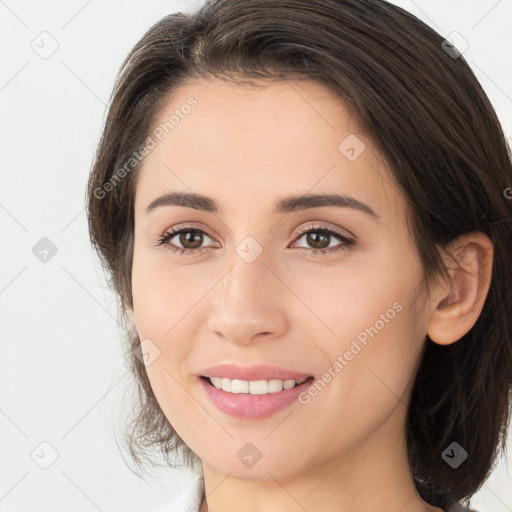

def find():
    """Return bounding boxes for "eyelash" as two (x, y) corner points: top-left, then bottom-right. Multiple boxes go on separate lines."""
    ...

(156, 223), (356, 257)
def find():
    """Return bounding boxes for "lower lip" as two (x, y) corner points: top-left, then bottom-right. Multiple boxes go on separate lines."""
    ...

(198, 376), (315, 419)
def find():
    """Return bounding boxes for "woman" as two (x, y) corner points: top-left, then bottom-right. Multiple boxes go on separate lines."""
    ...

(86, 1), (512, 511)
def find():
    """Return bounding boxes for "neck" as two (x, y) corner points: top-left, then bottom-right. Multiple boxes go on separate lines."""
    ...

(198, 401), (443, 512)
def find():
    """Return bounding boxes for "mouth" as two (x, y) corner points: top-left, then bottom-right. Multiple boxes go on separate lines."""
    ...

(198, 373), (316, 419)
(200, 375), (315, 395)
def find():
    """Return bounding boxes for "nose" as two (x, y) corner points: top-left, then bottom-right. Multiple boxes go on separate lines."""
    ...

(206, 249), (289, 346)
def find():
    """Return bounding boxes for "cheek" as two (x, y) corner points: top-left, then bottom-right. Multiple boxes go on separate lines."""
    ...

(299, 258), (424, 422)
(131, 255), (203, 338)
(130, 259), (198, 410)
(291, 300), (423, 471)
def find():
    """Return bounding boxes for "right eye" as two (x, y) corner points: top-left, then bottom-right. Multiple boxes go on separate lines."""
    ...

(157, 226), (218, 255)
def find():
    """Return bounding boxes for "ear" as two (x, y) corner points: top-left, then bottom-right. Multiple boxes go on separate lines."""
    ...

(427, 232), (493, 346)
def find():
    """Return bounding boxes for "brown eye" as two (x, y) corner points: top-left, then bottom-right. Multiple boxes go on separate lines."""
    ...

(157, 227), (216, 255)
(292, 224), (356, 256)
(156, 224), (355, 257)
(303, 231), (331, 250)
(176, 230), (204, 249)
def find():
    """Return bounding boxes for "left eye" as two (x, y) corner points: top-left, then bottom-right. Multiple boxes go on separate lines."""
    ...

(291, 224), (356, 255)
(156, 224), (356, 256)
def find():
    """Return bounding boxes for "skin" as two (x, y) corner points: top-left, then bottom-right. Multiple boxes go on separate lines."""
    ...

(129, 77), (493, 512)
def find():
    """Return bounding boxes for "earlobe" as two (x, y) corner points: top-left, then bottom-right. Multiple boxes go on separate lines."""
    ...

(427, 232), (493, 346)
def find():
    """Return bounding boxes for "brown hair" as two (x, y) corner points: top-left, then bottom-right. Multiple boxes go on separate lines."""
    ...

(86, 0), (512, 508)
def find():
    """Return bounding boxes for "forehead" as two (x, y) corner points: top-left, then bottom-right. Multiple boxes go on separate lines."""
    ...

(134, 77), (402, 222)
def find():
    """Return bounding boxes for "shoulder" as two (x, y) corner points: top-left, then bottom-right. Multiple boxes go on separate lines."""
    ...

(157, 476), (205, 512)
(156, 481), (482, 512)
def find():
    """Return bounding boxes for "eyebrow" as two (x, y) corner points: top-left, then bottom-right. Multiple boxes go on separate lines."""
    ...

(145, 191), (380, 220)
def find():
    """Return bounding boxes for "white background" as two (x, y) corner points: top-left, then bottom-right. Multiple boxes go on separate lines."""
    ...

(0, 1), (511, 511)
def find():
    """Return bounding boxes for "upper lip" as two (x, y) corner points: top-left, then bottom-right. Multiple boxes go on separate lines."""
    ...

(199, 364), (314, 382)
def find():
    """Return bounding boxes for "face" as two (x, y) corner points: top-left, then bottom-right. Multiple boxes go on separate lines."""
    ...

(130, 77), (430, 480)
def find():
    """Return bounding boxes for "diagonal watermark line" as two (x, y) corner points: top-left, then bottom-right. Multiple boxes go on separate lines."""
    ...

(200, 76), (214, 93)
(60, 207), (85, 233)
(0, 62), (29, 92)
(164, 163), (233, 234)
(267, 163), (337, 233)
(368, 367), (408, 407)
(471, 0), (503, 30)
(407, 0), (443, 33)
(483, 483), (512, 511)
(61, 471), (104, 512)
(61, 0), (93, 29)
(60, 265), (123, 329)
(200, 470), (233, 509)
(164, 267), (234, 337)
(0, 0), (29, 28)
(471, 61), (512, 105)
(397, 494), (416, 512)
(163, 367), (234, 438)
(61, 61), (106, 106)
(0, 265), (28, 296)
(0, 203), (29, 233)
(265, 266), (336, 335)
(265, 410), (294, 438)
(266, 470), (309, 512)
(0, 472), (29, 504)
(61, 370), (130, 439)
(0, 408), (29, 438)
(287, 81), (336, 131)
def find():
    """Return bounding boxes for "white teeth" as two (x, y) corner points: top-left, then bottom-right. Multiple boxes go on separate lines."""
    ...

(231, 379), (249, 393)
(221, 377), (231, 392)
(210, 376), (223, 389)
(207, 376), (309, 394)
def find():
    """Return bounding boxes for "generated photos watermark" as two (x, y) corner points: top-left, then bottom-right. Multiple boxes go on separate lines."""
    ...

(298, 301), (403, 404)
(93, 96), (198, 200)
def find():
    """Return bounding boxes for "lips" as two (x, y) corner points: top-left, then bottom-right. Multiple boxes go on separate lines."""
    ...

(198, 373), (316, 418)
(199, 363), (314, 381)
